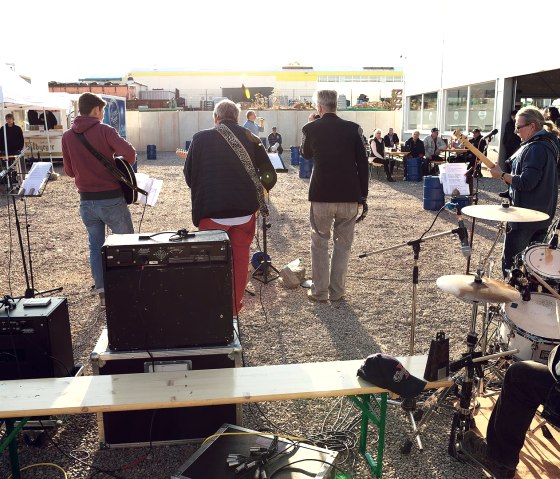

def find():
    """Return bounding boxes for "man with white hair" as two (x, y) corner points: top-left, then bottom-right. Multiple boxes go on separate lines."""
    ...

(301, 90), (368, 303)
(185, 100), (277, 315)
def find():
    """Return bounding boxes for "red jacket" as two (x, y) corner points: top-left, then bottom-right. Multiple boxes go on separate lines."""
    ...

(62, 115), (136, 193)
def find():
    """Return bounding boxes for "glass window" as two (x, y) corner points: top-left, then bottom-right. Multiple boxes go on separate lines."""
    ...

(408, 94), (422, 130)
(445, 87), (468, 132)
(422, 92), (438, 130)
(469, 81), (495, 131)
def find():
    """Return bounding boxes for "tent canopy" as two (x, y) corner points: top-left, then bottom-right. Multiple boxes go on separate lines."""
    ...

(0, 64), (71, 111)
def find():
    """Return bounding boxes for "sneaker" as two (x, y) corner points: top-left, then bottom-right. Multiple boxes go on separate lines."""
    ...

(329, 296), (345, 302)
(460, 430), (515, 479)
(307, 290), (328, 303)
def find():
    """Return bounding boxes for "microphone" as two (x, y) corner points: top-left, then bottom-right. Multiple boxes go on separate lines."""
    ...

(482, 128), (498, 141)
(456, 216), (471, 258)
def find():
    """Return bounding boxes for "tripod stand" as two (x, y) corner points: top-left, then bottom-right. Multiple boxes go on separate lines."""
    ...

(360, 226), (468, 450)
(6, 162), (62, 298)
(252, 215), (280, 284)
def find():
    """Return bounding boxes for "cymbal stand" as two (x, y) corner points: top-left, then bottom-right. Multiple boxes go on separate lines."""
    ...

(360, 227), (464, 451)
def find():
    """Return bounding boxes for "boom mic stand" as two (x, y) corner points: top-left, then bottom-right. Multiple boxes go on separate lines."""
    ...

(359, 226), (468, 450)
(252, 215), (280, 284)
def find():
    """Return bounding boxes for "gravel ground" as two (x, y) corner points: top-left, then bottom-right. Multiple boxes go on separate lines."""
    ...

(0, 151), (523, 479)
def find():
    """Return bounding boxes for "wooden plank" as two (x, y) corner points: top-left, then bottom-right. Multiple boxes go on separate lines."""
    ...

(0, 356), (452, 418)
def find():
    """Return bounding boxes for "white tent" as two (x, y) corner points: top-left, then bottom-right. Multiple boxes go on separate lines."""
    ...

(0, 64), (72, 170)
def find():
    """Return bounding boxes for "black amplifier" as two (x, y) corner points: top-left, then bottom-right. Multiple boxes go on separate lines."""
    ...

(0, 297), (75, 380)
(102, 230), (234, 351)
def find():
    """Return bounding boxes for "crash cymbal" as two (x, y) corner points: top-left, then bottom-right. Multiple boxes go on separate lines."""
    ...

(461, 204), (549, 223)
(436, 274), (521, 303)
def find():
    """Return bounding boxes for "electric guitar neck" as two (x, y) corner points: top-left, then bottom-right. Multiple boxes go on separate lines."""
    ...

(452, 129), (496, 169)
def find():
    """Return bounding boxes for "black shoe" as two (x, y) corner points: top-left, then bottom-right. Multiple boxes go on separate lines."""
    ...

(498, 190), (510, 199)
(460, 430), (516, 479)
(387, 176), (396, 182)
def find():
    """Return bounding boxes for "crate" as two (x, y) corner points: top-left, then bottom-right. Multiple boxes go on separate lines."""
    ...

(90, 324), (241, 448)
(172, 424), (338, 479)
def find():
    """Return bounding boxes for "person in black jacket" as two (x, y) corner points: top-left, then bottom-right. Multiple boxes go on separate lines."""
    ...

(402, 130), (425, 179)
(502, 110), (521, 172)
(489, 106), (559, 276)
(184, 99), (277, 314)
(39, 110), (58, 130)
(370, 129), (395, 181)
(0, 113), (25, 156)
(383, 128), (399, 148)
(301, 90), (368, 303)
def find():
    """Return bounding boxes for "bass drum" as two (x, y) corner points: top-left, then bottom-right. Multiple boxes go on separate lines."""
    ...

(499, 293), (560, 364)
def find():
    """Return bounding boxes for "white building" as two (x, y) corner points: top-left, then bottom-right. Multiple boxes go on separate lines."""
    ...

(402, 1), (560, 165)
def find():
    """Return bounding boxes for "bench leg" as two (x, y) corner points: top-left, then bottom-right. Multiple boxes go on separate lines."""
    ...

(0, 418), (29, 479)
(348, 393), (387, 478)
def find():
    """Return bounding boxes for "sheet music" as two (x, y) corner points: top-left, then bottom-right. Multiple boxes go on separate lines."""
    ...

(18, 162), (52, 196)
(439, 163), (470, 195)
(268, 153), (288, 172)
(135, 173), (163, 207)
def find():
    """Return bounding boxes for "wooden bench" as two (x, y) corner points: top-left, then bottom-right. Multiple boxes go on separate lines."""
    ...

(0, 356), (452, 478)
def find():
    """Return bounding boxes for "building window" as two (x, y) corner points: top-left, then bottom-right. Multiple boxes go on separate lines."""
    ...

(422, 92), (438, 130)
(445, 87), (468, 132)
(469, 82), (495, 131)
(408, 94), (422, 130)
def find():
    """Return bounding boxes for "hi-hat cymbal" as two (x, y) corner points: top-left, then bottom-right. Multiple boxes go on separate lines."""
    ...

(461, 204), (549, 222)
(436, 274), (521, 303)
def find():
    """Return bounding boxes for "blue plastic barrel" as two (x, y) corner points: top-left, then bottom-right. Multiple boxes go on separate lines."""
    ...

(299, 158), (313, 179)
(147, 144), (157, 160)
(423, 176), (445, 210)
(290, 146), (300, 166)
(407, 157), (422, 181)
(185, 140), (191, 151)
(454, 195), (472, 212)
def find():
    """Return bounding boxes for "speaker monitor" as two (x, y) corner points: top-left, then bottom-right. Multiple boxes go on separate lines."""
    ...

(0, 297), (75, 380)
(102, 231), (233, 351)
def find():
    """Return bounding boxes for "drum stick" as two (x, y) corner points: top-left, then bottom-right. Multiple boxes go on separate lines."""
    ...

(527, 268), (560, 302)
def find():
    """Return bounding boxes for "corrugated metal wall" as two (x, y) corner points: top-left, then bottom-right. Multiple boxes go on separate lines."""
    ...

(125, 110), (403, 152)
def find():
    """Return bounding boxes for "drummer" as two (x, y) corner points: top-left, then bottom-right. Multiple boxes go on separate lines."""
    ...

(489, 106), (560, 276)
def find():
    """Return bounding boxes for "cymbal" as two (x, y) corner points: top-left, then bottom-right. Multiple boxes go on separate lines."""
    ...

(436, 274), (521, 303)
(461, 204), (549, 223)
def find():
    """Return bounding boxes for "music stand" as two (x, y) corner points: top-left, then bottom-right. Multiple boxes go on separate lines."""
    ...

(7, 162), (62, 298)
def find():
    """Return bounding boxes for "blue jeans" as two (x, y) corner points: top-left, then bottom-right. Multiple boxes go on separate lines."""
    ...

(79, 196), (134, 290)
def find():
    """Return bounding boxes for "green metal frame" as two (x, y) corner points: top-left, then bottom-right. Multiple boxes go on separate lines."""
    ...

(347, 393), (388, 478)
(1, 417), (29, 479)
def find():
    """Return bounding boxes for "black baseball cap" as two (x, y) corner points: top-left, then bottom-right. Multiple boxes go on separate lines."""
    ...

(472, 128), (481, 133)
(357, 353), (427, 399)
(431, 127), (439, 133)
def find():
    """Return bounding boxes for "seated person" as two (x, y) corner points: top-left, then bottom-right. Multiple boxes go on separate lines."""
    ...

(461, 348), (560, 479)
(267, 127), (283, 156)
(423, 127), (446, 175)
(401, 130), (425, 179)
(383, 128), (399, 149)
(39, 110), (58, 130)
(369, 129), (395, 182)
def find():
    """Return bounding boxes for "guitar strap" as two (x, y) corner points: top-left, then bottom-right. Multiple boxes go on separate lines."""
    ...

(74, 131), (147, 196)
(215, 123), (269, 218)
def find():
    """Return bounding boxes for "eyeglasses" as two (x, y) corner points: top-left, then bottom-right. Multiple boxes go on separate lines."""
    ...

(515, 123), (531, 131)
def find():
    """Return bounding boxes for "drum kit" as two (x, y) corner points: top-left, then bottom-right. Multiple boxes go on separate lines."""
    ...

(432, 201), (560, 460)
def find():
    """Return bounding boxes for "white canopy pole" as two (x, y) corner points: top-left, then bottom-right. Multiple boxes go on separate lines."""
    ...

(41, 107), (54, 167)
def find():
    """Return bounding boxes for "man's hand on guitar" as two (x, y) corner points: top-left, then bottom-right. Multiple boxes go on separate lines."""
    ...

(489, 164), (504, 179)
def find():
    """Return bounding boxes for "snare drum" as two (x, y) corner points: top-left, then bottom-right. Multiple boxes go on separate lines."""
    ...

(499, 293), (560, 364)
(522, 244), (560, 286)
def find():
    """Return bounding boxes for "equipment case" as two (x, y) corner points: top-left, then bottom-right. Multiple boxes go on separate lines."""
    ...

(90, 324), (241, 448)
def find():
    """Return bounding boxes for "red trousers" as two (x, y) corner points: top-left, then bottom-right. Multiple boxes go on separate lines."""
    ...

(198, 215), (256, 315)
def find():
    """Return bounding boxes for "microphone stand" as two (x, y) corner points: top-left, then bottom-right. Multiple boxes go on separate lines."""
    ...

(359, 227), (466, 451)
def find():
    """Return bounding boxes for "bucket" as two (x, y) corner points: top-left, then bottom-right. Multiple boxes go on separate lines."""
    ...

(147, 144), (157, 160)
(290, 146), (300, 166)
(453, 195), (472, 212)
(407, 157), (422, 181)
(299, 158), (313, 179)
(423, 176), (444, 210)
(185, 140), (191, 151)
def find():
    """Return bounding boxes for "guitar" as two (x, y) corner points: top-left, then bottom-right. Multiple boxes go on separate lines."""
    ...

(114, 156), (146, 205)
(452, 130), (496, 169)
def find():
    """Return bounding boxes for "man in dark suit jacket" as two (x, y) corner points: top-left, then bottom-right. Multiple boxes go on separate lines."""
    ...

(383, 128), (399, 148)
(185, 99), (277, 314)
(301, 90), (368, 303)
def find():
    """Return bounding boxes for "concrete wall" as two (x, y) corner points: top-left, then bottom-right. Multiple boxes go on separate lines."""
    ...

(125, 110), (403, 152)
